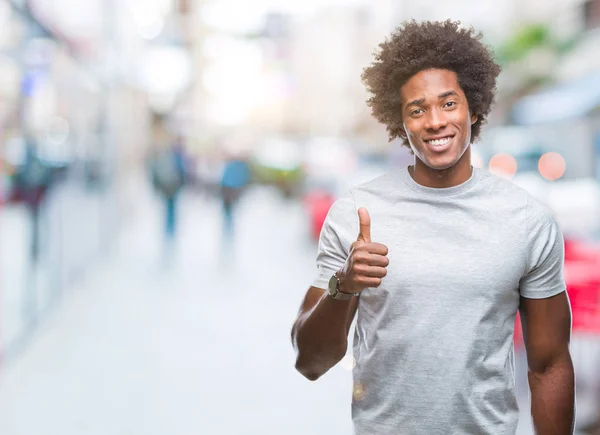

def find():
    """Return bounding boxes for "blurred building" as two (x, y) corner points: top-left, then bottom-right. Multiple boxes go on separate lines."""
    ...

(505, 0), (600, 185)
(0, 0), (197, 360)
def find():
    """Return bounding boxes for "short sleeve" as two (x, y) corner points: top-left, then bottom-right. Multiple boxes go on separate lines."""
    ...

(311, 193), (358, 290)
(519, 197), (566, 299)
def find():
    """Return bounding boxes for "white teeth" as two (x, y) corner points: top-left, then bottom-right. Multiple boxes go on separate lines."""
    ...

(428, 137), (451, 146)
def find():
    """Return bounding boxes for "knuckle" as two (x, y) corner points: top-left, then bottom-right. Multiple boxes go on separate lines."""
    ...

(352, 264), (364, 274)
(353, 252), (366, 263)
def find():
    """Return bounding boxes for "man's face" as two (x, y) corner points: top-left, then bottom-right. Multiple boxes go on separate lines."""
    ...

(400, 69), (476, 171)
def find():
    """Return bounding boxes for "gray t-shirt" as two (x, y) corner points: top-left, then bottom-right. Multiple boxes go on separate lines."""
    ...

(312, 166), (566, 435)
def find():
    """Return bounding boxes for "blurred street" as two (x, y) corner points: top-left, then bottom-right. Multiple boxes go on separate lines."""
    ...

(0, 180), (356, 435)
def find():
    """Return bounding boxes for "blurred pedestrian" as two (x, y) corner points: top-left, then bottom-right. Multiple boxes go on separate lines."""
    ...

(13, 138), (52, 263)
(292, 20), (575, 435)
(150, 135), (187, 244)
(219, 155), (251, 236)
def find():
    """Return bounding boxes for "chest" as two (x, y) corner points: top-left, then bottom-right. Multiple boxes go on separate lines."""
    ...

(363, 203), (526, 311)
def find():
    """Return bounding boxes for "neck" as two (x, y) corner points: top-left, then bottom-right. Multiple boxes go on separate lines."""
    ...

(409, 149), (473, 188)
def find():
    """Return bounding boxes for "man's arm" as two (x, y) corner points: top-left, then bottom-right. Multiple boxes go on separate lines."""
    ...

(520, 291), (575, 434)
(292, 207), (388, 381)
(291, 286), (359, 381)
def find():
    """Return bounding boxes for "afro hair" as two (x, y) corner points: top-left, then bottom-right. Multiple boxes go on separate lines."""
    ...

(361, 20), (501, 146)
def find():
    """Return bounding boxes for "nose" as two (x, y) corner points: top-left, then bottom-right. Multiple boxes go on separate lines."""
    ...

(424, 107), (448, 131)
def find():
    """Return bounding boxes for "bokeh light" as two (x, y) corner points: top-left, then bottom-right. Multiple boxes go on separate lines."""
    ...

(353, 383), (365, 401)
(488, 153), (518, 178)
(538, 152), (566, 181)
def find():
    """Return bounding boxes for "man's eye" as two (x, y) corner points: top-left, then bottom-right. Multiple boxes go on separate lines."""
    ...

(444, 101), (456, 108)
(411, 109), (423, 115)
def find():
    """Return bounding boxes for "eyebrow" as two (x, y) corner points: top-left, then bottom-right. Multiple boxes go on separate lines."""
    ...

(438, 90), (459, 99)
(405, 90), (460, 108)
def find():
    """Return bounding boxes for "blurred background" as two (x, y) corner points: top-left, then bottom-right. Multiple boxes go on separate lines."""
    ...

(0, 0), (598, 434)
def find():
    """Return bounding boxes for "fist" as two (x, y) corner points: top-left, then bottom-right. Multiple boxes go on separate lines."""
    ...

(338, 208), (389, 294)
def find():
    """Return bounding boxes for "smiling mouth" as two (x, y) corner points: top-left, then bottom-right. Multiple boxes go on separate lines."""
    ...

(425, 136), (454, 146)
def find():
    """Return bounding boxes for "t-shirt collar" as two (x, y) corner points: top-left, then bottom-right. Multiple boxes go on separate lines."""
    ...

(399, 165), (480, 196)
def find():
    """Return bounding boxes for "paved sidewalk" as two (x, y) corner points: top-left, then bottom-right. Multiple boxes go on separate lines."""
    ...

(0, 186), (354, 435)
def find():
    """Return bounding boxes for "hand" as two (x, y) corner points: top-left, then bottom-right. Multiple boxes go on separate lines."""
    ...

(337, 208), (389, 294)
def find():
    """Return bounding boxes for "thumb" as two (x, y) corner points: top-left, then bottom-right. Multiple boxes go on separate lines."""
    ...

(357, 207), (371, 242)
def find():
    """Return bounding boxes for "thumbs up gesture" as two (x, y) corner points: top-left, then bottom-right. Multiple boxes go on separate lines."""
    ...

(337, 208), (389, 295)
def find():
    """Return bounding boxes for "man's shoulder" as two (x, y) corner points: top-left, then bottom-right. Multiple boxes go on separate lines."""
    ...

(479, 169), (556, 227)
(478, 168), (528, 195)
(477, 168), (537, 206)
(349, 171), (402, 196)
(526, 192), (557, 230)
(326, 171), (400, 220)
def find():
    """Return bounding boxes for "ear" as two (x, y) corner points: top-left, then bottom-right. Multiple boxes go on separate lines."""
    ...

(399, 128), (407, 139)
(471, 114), (478, 125)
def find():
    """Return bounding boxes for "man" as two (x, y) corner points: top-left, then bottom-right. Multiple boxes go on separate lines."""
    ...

(220, 154), (251, 236)
(13, 139), (52, 263)
(150, 135), (187, 242)
(291, 20), (575, 434)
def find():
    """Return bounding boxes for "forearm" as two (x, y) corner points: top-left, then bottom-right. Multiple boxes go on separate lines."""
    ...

(292, 292), (356, 380)
(528, 355), (575, 434)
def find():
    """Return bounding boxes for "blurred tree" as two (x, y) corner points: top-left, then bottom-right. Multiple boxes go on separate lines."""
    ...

(497, 23), (580, 67)
(492, 22), (582, 120)
(496, 24), (552, 65)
